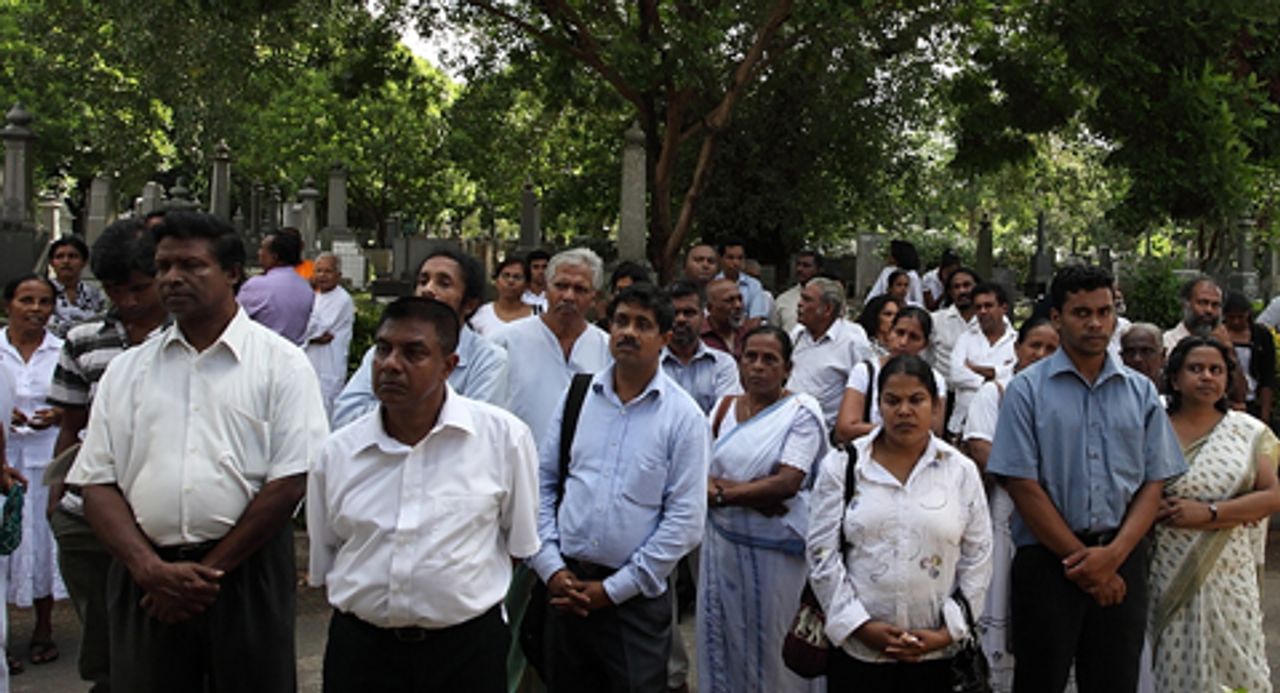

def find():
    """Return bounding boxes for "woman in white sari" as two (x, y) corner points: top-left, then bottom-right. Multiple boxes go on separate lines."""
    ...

(1148, 336), (1280, 693)
(697, 326), (827, 693)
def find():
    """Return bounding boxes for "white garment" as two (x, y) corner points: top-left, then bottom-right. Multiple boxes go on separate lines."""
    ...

(806, 432), (993, 662)
(308, 387), (541, 629)
(948, 323), (1016, 433)
(921, 268), (945, 306)
(845, 358), (945, 427)
(0, 366), (9, 691)
(521, 289), (548, 313)
(1257, 296), (1280, 330)
(786, 319), (873, 429)
(929, 305), (973, 388)
(0, 329), (66, 606)
(305, 286), (356, 422)
(470, 302), (529, 337)
(68, 309), (330, 546)
(490, 317), (611, 447)
(1162, 322), (1191, 354)
(1108, 316), (1132, 359)
(770, 285), (803, 334)
(866, 266), (924, 306)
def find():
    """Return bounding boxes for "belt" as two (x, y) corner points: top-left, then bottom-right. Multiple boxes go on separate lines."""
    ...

(154, 541), (219, 561)
(564, 556), (618, 581)
(1075, 530), (1118, 547)
(336, 606), (500, 643)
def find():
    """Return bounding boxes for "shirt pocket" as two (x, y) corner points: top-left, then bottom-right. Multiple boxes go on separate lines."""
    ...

(218, 406), (271, 481)
(622, 458), (668, 508)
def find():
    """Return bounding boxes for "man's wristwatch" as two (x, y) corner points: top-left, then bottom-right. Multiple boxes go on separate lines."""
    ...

(714, 485), (726, 507)
(1207, 502), (1219, 522)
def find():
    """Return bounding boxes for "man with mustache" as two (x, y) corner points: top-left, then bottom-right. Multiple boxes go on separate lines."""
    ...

(929, 266), (979, 394)
(1162, 275), (1223, 354)
(948, 280), (1016, 435)
(660, 280), (740, 414)
(702, 278), (750, 358)
(786, 276), (872, 430)
(529, 283), (708, 692)
(307, 297), (540, 692)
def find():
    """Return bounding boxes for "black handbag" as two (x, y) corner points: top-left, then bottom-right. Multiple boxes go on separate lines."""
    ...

(949, 588), (992, 693)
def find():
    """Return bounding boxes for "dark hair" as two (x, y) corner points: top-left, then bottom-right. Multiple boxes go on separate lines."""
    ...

(607, 282), (674, 333)
(526, 249), (551, 264)
(50, 235), (90, 264)
(877, 353), (938, 400)
(665, 279), (705, 307)
(4, 273), (56, 302)
(889, 240), (920, 271)
(1050, 264), (1114, 311)
(1017, 316), (1055, 344)
(92, 218), (155, 284)
(493, 256), (529, 282)
(419, 248), (486, 313)
(1179, 274), (1219, 302)
(609, 261), (652, 291)
(887, 269), (910, 291)
(151, 211), (246, 273)
(938, 248), (961, 269)
(265, 231), (303, 267)
(797, 249), (824, 269)
(377, 296), (461, 355)
(893, 305), (933, 341)
(742, 324), (794, 364)
(947, 266), (981, 291)
(970, 281), (1009, 306)
(1223, 290), (1251, 316)
(1164, 336), (1234, 413)
(718, 238), (746, 255)
(856, 294), (902, 337)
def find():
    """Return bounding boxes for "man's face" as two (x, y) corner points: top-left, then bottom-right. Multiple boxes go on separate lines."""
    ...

(797, 283), (831, 333)
(1183, 281), (1223, 333)
(545, 263), (596, 322)
(609, 301), (670, 369)
(1224, 310), (1250, 334)
(529, 258), (548, 289)
(669, 294), (704, 348)
(684, 245), (719, 283)
(948, 271), (976, 309)
(1120, 330), (1164, 384)
(416, 256), (467, 318)
(312, 257), (340, 292)
(720, 245), (745, 279)
(972, 291), (1006, 333)
(373, 317), (458, 411)
(258, 236), (276, 269)
(794, 255), (819, 284)
(706, 281), (744, 329)
(101, 271), (161, 323)
(155, 236), (239, 322)
(1052, 287), (1115, 358)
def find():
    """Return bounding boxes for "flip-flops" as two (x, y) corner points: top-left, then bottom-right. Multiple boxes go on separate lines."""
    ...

(29, 639), (58, 665)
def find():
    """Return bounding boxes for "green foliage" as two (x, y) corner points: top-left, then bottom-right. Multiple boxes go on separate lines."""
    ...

(349, 292), (383, 376)
(1123, 256), (1184, 327)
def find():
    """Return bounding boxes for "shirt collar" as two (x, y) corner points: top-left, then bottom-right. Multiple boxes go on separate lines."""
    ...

(592, 363), (668, 404)
(0, 328), (62, 360)
(852, 428), (948, 483)
(162, 306), (253, 361)
(1044, 346), (1125, 385)
(361, 384), (475, 454)
(803, 316), (846, 344)
(662, 341), (715, 365)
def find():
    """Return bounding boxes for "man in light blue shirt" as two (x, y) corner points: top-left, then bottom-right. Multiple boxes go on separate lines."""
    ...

(661, 279), (740, 414)
(988, 264), (1186, 693)
(528, 283), (708, 693)
(717, 239), (769, 321)
(331, 248), (506, 428)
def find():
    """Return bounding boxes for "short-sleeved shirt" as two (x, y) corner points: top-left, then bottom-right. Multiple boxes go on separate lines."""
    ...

(660, 343), (741, 414)
(987, 349), (1187, 547)
(48, 278), (107, 339)
(47, 312), (170, 409)
(787, 320), (874, 429)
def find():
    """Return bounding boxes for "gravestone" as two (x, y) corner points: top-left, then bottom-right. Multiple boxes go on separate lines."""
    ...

(297, 177), (320, 255)
(519, 180), (540, 252)
(1229, 215), (1260, 299)
(855, 233), (884, 301)
(617, 122), (646, 263)
(323, 162), (349, 249)
(209, 140), (232, 220)
(282, 200), (302, 231)
(975, 213), (993, 279)
(85, 173), (116, 247)
(163, 178), (200, 212)
(266, 186), (282, 233)
(0, 103), (40, 278)
(139, 181), (164, 215)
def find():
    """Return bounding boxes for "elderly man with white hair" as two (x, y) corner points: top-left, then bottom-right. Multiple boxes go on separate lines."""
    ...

(304, 253), (355, 421)
(785, 277), (872, 430)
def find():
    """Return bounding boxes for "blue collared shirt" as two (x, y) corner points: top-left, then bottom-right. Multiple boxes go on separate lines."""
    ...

(660, 343), (741, 414)
(988, 349), (1186, 547)
(717, 272), (769, 319)
(527, 366), (709, 604)
(331, 326), (508, 429)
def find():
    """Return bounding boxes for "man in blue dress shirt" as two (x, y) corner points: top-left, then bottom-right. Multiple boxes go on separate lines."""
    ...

(988, 264), (1186, 693)
(528, 283), (709, 693)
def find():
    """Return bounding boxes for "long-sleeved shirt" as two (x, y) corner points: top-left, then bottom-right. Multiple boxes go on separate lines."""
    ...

(947, 322), (1016, 433)
(527, 366), (708, 605)
(928, 305), (972, 388)
(236, 266), (315, 345)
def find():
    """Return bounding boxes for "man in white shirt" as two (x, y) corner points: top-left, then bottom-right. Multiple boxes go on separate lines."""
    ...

(304, 253), (356, 421)
(67, 212), (329, 693)
(770, 250), (823, 333)
(522, 249), (551, 313)
(787, 277), (873, 430)
(308, 297), (540, 692)
(929, 266), (978, 391)
(1162, 275), (1222, 354)
(948, 281), (1016, 435)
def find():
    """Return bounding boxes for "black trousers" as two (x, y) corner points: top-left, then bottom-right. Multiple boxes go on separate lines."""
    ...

(106, 524), (297, 693)
(543, 582), (672, 693)
(827, 648), (953, 692)
(323, 605), (509, 693)
(1010, 538), (1150, 693)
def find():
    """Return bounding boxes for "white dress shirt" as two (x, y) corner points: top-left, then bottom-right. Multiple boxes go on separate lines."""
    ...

(0, 328), (64, 466)
(866, 266), (924, 306)
(491, 317), (612, 446)
(770, 285), (803, 333)
(845, 359), (946, 427)
(947, 322), (1016, 433)
(67, 309), (329, 546)
(921, 268), (944, 305)
(786, 319), (873, 429)
(928, 305), (973, 389)
(1162, 322), (1191, 354)
(308, 387), (541, 629)
(304, 285), (356, 420)
(806, 432), (992, 662)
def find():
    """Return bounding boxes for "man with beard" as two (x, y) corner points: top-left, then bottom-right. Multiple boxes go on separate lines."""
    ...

(702, 278), (750, 358)
(929, 267), (979, 392)
(769, 250), (823, 333)
(949, 281), (1017, 435)
(660, 280), (740, 414)
(1162, 275), (1223, 353)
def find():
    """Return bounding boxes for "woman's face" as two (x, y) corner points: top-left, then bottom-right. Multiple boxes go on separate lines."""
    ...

(739, 332), (789, 397)
(877, 302), (899, 338)
(495, 263), (528, 300)
(51, 244), (86, 283)
(879, 372), (935, 446)
(1015, 324), (1060, 371)
(7, 279), (54, 333)
(889, 274), (910, 299)
(889, 316), (927, 357)
(1173, 345), (1228, 409)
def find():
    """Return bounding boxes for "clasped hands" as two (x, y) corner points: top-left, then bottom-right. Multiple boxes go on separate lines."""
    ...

(135, 558), (225, 624)
(854, 621), (952, 662)
(12, 406), (61, 430)
(547, 569), (613, 617)
(1063, 545), (1125, 606)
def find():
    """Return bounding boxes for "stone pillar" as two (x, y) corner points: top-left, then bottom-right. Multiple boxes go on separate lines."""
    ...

(1030, 210), (1053, 291)
(324, 162), (349, 246)
(1230, 215), (1260, 299)
(231, 207), (245, 235)
(209, 140), (232, 220)
(519, 179), (540, 252)
(85, 173), (116, 247)
(282, 200), (302, 230)
(975, 213), (993, 279)
(139, 181), (164, 215)
(0, 103), (39, 279)
(268, 186), (283, 233)
(618, 122), (647, 263)
(297, 177), (320, 256)
(163, 178), (200, 212)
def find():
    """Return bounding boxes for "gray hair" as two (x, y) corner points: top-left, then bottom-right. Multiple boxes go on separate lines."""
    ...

(314, 251), (339, 266)
(1123, 322), (1162, 343)
(807, 277), (845, 317)
(547, 247), (604, 291)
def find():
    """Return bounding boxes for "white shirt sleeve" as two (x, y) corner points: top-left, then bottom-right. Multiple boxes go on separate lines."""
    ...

(962, 382), (1001, 443)
(779, 407), (823, 471)
(501, 417), (543, 559)
(806, 449), (872, 644)
(306, 442), (338, 587)
(949, 332), (984, 393)
(1258, 297), (1280, 330)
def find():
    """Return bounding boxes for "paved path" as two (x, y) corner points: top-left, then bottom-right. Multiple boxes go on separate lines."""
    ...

(10, 531), (1280, 692)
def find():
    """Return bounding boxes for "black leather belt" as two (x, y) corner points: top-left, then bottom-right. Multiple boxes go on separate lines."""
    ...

(154, 541), (219, 561)
(564, 556), (617, 581)
(1075, 530), (1118, 547)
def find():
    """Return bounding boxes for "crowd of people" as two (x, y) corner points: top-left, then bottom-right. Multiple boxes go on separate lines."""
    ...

(0, 217), (1275, 693)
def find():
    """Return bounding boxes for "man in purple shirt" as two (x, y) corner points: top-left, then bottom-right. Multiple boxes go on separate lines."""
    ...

(237, 231), (314, 344)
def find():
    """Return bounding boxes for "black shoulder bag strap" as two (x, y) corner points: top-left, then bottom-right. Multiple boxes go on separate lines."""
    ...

(556, 373), (594, 508)
(840, 442), (858, 552)
(861, 360), (876, 425)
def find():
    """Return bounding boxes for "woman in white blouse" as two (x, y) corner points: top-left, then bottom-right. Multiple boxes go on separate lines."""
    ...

(470, 257), (537, 336)
(807, 354), (992, 691)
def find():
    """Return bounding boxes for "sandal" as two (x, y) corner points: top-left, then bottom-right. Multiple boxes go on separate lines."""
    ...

(6, 652), (23, 675)
(29, 639), (58, 665)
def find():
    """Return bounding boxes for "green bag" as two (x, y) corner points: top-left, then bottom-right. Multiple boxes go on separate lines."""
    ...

(0, 484), (24, 556)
